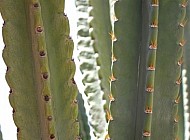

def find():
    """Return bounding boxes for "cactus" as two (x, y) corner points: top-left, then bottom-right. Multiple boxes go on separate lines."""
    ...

(77, 93), (91, 140)
(0, 0), (78, 139)
(0, 127), (3, 140)
(87, 0), (187, 139)
(183, 2), (190, 138)
(1, 0), (190, 139)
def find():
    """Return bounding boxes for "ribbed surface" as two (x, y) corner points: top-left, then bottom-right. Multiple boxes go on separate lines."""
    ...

(142, 1), (159, 139)
(89, 0), (112, 101)
(152, 0), (186, 139)
(0, 0), (78, 139)
(77, 93), (91, 140)
(108, 0), (142, 139)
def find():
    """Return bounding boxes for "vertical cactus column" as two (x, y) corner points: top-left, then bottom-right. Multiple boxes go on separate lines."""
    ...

(77, 93), (91, 140)
(107, 0), (186, 139)
(108, 0), (143, 139)
(0, 127), (2, 140)
(0, 0), (78, 139)
(142, 0), (159, 139)
(151, 0), (186, 139)
(88, 0), (112, 98)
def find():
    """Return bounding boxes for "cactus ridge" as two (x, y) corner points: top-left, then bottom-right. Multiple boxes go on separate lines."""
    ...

(1, 0), (78, 139)
(142, 1), (159, 139)
(108, 0), (143, 139)
(148, 0), (187, 139)
(106, 0), (118, 139)
(30, 1), (56, 139)
(88, 0), (112, 106)
(172, 0), (187, 139)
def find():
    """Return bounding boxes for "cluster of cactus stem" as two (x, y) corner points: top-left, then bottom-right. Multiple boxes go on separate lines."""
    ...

(86, 0), (189, 139)
(0, 0), (190, 140)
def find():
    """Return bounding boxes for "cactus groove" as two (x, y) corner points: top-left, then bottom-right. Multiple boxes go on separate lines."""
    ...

(0, 0), (78, 139)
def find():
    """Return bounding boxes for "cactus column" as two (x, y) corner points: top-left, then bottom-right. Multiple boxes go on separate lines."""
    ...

(89, 0), (186, 139)
(0, 0), (78, 139)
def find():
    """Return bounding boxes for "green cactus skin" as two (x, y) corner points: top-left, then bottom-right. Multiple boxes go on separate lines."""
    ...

(142, 1), (159, 139)
(0, 127), (2, 140)
(106, 0), (186, 139)
(76, 0), (107, 139)
(150, 0), (186, 139)
(88, 0), (112, 103)
(0, 0), (78, 139)
(183, 1), (190, 138)
(108, 0), (142, 139)
(77, 93), (91, 140)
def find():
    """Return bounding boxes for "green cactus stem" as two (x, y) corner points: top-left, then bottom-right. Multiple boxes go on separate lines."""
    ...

(142, 0), (159, 139)
(151, 0), (186, 139)
(183, 1), (190, 138)
(0, 0), (78, 139)
(88, 0), (112, 99)
(108, 0), (142, 139)
(106, 0), (186, 139)
(0, 127), (2, 140)
(77, 93), (91, 140)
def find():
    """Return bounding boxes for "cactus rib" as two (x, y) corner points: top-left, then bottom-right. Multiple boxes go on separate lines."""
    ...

(150, 0), (186, 139)
(108, 0), (143, 139)
(142, 1), (159, 139)
(173, 0), (187, 139)
(29, 1), (56, 138)
(0, 0), (78, 139)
